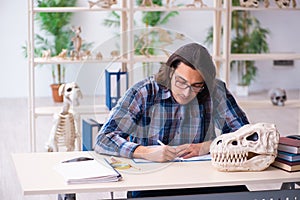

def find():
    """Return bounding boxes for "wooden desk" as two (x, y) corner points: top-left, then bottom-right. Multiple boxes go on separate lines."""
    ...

(12, 151), (300, 196)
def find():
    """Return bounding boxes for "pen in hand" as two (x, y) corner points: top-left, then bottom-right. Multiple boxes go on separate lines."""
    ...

(157, 139), (178, 161)
(157, 139), (165, 146)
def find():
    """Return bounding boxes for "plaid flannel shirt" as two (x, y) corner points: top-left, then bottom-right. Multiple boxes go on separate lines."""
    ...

(94, 76), (249, 158)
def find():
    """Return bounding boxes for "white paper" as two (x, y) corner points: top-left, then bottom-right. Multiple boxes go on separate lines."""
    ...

(133, 154), (211, 163)
(54, 158), (121, 184)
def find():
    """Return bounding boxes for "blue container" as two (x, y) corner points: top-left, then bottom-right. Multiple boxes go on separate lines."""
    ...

(105, 70), (128, 110)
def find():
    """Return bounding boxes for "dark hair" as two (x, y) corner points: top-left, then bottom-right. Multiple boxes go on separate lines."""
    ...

(155, 43), (216, 103)
(155, 58), (195, 89)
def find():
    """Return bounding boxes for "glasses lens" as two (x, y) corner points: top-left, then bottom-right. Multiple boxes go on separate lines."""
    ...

(191, 86), (203, 92)
(175, 81), (188, 89)
(174, 74), (204, 93)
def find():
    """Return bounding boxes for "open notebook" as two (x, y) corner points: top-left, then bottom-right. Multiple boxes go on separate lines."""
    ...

(133, 154), (211, 163)
(54, 157), (122, 184)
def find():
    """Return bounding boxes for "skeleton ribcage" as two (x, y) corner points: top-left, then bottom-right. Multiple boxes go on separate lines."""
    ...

(55, 113), (76, 149)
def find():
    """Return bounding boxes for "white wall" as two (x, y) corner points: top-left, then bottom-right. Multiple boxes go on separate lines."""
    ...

(1, 0), (299, 98)
(249, 10), (300, 92)
(1, 1), (28, 98)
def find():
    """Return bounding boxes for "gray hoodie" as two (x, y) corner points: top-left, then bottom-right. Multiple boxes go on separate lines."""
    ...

(166, 43), (216, 92)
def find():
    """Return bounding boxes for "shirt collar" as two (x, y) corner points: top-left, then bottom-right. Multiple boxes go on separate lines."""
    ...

(161, 87), (172, 100)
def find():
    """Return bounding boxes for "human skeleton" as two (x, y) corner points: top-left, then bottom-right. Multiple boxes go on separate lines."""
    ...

(45, 82), (83, 152)
(210, 123), (279, 171)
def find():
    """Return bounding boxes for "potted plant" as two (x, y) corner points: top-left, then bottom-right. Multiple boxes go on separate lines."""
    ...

(35, 0), (78, 102)
(24, 0), (91, 102)
(205, 0), (270, 96)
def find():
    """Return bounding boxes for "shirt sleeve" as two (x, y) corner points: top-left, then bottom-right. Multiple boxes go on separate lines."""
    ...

(212, 80), (250, 134)
(94, 82), (148, 158)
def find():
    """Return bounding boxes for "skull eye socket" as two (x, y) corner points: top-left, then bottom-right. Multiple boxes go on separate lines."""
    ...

(275, 96), (280, 100)
(282, 95), (287, 100)
(246, 132), (259, 141)
(67, 88), (72, 92)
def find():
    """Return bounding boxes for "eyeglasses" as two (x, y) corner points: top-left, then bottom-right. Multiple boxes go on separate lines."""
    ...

(174, 74), (205, 93)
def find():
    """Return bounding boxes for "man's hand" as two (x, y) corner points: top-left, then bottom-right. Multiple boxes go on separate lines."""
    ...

(175, 141), (212, 159)
(133, 145), (177, 162)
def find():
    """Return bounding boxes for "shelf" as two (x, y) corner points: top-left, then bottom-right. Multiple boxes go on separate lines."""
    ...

(34, 57), (129, 65)
(232, 6), (300, 11)
(230, 53), (300, 61)
(133, 6), (226, 12)
(132, 55), (166, 63)
(35, 104), (109, 116)
(238, 99), (300, 109)
(132, 55), (225, 63)
(32, 5), (228, 13)
(33, 55), (225, 65)
(33, 7), (128, 13)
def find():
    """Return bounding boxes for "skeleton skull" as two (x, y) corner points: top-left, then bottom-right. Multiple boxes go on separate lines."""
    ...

(59, 82), (83, 106)
(269, 88), (287, 106)
(239, 0), (259, 7)
(210, 123), (279, 171)
(273, 0), (294, 8)
(240, 0), (296, 8)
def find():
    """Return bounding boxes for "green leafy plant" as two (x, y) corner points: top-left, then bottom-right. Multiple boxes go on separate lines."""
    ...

(205, 0), (270, 86)
(103, 0), (179, 55)
(24, 0), (92, 85)
(34, 0), (77, 85)
(23, 0), (95, 102)
(135, 0), (179, 55)
(103, 0), (179, 76)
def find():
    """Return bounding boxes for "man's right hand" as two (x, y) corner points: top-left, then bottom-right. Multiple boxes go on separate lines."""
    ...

(133, 145), (177, 162)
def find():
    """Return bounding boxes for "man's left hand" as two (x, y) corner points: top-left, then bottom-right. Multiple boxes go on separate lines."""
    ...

(175, 141), (212, 159)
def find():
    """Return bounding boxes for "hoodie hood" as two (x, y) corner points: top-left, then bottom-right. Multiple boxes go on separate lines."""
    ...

(166, 43), (216, 91)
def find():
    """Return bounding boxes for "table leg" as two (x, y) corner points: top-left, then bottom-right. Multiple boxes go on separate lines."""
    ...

(110, 191), (114, 199)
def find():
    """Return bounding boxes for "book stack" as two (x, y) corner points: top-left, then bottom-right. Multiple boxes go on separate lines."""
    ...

(272, 136), (300, 172)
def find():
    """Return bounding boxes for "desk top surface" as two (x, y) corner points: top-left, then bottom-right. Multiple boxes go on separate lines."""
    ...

(11, 151), (300, 195)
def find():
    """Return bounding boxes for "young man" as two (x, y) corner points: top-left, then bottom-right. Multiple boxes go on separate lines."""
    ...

(94, 43), (249, 197)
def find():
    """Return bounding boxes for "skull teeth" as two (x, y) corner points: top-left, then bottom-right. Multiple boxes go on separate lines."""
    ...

(211, 151), (249, 166)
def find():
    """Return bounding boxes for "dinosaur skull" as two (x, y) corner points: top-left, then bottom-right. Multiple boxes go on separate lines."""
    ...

(269, 88), (287, 106)
(210, 123), (279, 171)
